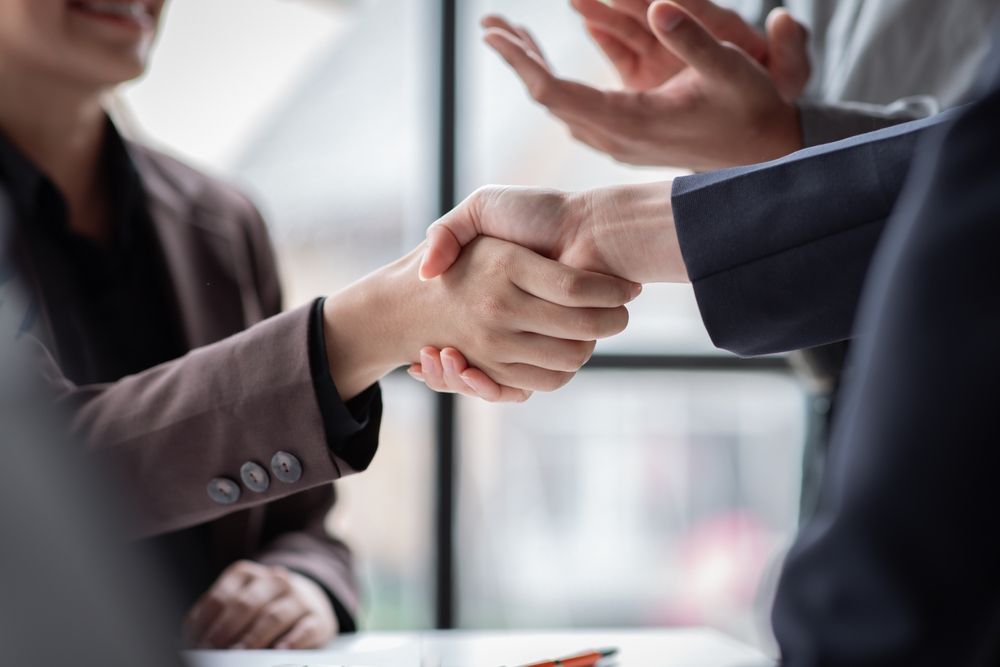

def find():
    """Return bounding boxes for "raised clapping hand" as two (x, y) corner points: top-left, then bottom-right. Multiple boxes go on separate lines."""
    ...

(408, 181), (684, 401)
(482, 0), (810, 169)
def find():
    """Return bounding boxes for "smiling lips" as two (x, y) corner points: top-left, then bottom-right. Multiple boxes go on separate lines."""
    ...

(68, 1), (156, 30)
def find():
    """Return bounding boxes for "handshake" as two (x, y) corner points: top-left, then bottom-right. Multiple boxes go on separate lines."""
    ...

(320, 180), (684, 404)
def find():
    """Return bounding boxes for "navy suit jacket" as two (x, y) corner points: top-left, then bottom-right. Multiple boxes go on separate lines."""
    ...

(673, 40), (1000, 666)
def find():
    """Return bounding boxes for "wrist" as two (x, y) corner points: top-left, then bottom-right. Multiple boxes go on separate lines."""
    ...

(572, 181), (687, 284)
(321, 250), (420, 400)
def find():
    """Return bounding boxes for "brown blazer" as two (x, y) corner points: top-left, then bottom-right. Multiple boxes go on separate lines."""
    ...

(18, 144), (381, 627)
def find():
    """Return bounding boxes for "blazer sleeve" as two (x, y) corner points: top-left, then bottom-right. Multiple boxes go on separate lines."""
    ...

(239, 202), (365, 632)
(670, 108), (959, 357)
(772, 49), (1000, 667)
(40, 302), (380, 539)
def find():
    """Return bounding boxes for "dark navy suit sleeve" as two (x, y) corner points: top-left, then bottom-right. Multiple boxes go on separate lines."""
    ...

(671, 109), (959, 357)
(772, 47), (1000, 666)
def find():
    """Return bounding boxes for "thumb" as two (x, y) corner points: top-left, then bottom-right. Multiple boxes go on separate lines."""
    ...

(418, 225), (463, 281)
(647, 1), (735, 80)
(418, 193), (487, 280)
(766, 8), (810, 101)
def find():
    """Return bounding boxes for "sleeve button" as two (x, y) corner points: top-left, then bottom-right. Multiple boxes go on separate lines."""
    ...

(207, 477), (241, 505)
(270, 451), (303, 484)
(239, 461), (270, 493)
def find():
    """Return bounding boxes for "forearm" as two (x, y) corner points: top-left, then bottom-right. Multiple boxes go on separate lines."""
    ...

(49, 305), (352, 537)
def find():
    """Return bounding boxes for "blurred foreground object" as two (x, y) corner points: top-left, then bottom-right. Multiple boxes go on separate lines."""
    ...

(0, 188), (184, 667)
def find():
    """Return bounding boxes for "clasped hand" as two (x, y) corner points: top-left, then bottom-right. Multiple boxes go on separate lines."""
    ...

(408, 181), (683, 402)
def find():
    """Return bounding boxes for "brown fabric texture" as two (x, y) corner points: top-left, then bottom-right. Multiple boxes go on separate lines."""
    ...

(20, 143), (376, 625)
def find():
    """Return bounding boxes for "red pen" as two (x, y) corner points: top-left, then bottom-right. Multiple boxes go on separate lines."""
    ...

(517, 647), (618, 667)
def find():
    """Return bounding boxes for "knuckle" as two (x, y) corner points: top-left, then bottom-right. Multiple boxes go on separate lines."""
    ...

(469, 184), (496, 209)
(477, 293), (510, 321)
(229, 560), (256, 576)
(479, 330), (505, 354)
(556, 271), (586, 300)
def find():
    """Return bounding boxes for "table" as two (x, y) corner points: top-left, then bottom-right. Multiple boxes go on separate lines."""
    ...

(186, 628), (773, 667)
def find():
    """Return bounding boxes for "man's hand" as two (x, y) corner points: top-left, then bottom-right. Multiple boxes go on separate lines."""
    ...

(482, 0), (810, 169)
(419, 181), (684, 285)
(414, 182), (684, 401)
(183, 561), (338, 650)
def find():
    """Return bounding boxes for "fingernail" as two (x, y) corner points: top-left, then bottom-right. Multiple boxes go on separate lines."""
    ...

(653, 3), (684, 32)
(407, 367), (425, 382)
(420, 350), (438, 375)
(442, 353), (456, 375)
(460, 372), (480, 391)
(631, 283), (643, 299)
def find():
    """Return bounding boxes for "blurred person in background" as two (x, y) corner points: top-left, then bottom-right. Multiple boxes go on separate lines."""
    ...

(475, 0), (998, 519)
(0, 0), (638, 650)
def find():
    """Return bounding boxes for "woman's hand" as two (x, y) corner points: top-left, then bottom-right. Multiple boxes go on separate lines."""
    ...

(322, 237), (640, 402)
(183, 560), (338, 650)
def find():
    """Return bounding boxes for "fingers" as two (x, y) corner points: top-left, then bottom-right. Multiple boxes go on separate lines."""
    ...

(411, 347), (532, 403)
(274, 615), (327, 650)
(184, 561), (256, 645)
(765, 8), (810, 101)
(200, 568), (290, 648)
(480, 14), (547, 62)
(586, 24), (640, 78)
(672, 0), (769, 64)
(572, 0), (658, 55)
(648, 1), (742, 81)
(501, 334), (597, 372)
(610, 0), (655, 22)
(233, 594), (306, 650)
(487, 363), (576, 393)
(420, 225), (464, 281)
(506, 248), (642, 309)
(413, 347), (480, 398)
(483, 28), (607, 112)
(460, 366), (534, 402)
(186, 561), (291, 649)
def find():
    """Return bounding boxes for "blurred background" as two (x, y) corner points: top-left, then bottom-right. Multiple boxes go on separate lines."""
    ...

(118, 0), (807, 650)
